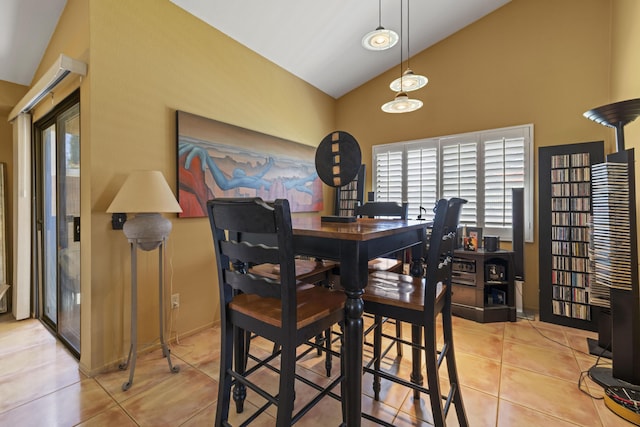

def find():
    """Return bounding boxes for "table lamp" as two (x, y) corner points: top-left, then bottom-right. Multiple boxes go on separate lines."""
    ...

(107, 170), (182, 249)
(106, 170), (182, 390)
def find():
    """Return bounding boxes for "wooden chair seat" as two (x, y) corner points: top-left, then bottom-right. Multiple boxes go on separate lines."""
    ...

(250, 259), (337, 284)
(231, 286), (345, 329)
(249, 258), (338, 374)
(365, 270), (444, 311)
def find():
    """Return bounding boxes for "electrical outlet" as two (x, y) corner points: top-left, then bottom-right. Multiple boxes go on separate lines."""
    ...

(171, 293), (180, 309)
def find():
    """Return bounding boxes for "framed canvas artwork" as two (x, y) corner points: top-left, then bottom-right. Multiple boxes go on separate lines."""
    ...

(176, 110), (323, 217)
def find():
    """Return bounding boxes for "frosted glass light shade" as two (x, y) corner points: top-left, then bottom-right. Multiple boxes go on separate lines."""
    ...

(362, 27), (399, 51)
(107, 170), (182, 213)
(381, 92), (423, 113)
(389, 69), (428, 92)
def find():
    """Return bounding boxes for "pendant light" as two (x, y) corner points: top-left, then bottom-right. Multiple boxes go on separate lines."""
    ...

(362, 0), (399, 51)
(389, 0), (428, 92)
(382, 0), (423, 113)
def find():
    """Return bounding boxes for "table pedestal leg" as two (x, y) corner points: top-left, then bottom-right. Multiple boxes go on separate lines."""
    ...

(343, 290), (363, 427)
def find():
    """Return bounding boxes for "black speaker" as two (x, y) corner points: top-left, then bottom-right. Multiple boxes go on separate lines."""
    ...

(484, 236), (499, 252)
(512, 188), (525, 280)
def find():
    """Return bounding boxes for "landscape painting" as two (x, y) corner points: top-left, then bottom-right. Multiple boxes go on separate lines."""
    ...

(176, 110), (323, 217)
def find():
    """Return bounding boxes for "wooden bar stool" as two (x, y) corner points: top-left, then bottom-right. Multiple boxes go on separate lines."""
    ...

(362, 198), (468, 427)
(207, 197), (345, 426)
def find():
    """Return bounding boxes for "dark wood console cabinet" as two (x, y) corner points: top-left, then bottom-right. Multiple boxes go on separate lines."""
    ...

(451, 249), (516, 323)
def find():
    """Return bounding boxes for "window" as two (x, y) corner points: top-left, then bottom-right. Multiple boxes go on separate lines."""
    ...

(372, 124), (533, 242)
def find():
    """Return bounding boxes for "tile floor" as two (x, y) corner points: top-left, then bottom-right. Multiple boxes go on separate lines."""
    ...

(0, 311), (633, 426)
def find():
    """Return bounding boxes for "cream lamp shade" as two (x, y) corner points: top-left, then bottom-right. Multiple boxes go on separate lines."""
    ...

(107, 170), (182, 250)
(107, 170), (182, 214)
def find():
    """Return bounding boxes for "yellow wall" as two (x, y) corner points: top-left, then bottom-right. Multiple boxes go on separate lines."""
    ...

(611, 0), (640, 101)
(80, 0), (335, 373)
(610, 0), (640, 279)
(337, 0), (613, 312)
(611, 0), (640, 143)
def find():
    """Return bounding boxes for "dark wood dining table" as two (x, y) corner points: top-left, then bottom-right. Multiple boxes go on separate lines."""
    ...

(292, 217), (428, 426)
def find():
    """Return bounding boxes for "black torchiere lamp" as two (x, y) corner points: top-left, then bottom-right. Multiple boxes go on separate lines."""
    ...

(583, 98), (640, 391)
(584, 98), (640, 153)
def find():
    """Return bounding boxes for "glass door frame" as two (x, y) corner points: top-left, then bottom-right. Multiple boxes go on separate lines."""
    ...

(32, 89), (81, 357)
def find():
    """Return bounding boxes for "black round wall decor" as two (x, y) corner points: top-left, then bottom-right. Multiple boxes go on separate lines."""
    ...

(315, 130), (362, 188)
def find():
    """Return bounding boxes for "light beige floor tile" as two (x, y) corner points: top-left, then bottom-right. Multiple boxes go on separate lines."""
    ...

(94, 347), (185, 402)
(393, 410), (434, 426)
(502, 339), (582, 382)
(0, 341), (76, 379)
(445, 351), (502, 396)
(452, 315), (507, 337)
(503, 319), (569, 351)
(0, 312), (627, 426)
(361, 393), (400, 425)
(452, 326), (504, 361)
(76, 405), (138, 426)
(0, 320), (57, 357)
(120, 366), (218, 426)
(500, 364), (601, 426)
(361, 354), (413, 409)
(0, 353), (85, 414)
(0, 379), (115, 426)
(170, 326), (220, 367)
(294, 391), (345, 426)
(497, 399), (582, 427)
(565, 332), (599, 356)
(449, 386), (498, 427)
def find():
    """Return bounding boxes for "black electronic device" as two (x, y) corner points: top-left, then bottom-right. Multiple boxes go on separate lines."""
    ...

(453, 259), (475, 273)
(484, 236), (499, 252)
(512, 188), (525, 280)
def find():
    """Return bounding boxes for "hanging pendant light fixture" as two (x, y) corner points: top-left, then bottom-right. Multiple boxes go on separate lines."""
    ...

(382, 0), (423, 113)
(362, 0), (399, 51)
(381, 91), (423, 113)
(389, 0), (428, 92)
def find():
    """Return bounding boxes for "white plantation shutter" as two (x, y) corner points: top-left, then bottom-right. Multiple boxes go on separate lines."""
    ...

(406, 141), (438, 220)
(442, 139), (477, 225)
(371, 124), (533, 241)
(483, 129), (526, 230)
(374, 148), (403, 202)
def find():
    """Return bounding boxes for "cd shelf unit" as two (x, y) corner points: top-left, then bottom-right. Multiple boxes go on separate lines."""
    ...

(334, 164), (365, 217)
(539, 141), (604, 330)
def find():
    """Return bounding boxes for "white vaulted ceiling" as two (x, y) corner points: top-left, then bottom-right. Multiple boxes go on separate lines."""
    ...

(1, 0), (510, 98)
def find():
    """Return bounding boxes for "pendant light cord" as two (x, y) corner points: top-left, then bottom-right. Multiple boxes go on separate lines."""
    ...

(378, 0), (382, 27)
(399, 0), (404, 84)
(406, 0), (411, 69)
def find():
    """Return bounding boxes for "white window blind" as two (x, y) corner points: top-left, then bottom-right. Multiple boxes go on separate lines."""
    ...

(372, 124), (533, 242)
(483, 129), (526, 229)
(442, 139), (478, 225)
(406, 142), (438, 220)
(374, 149), (403, 202)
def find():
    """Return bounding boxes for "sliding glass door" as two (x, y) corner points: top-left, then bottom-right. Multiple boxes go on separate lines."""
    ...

(34, 91), (81, 356)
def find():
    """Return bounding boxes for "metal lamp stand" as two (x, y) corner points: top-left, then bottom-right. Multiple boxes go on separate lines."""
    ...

(119, 237), (180, 391)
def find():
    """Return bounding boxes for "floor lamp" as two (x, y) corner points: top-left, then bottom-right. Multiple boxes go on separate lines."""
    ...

(107, 170), (182, 391)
